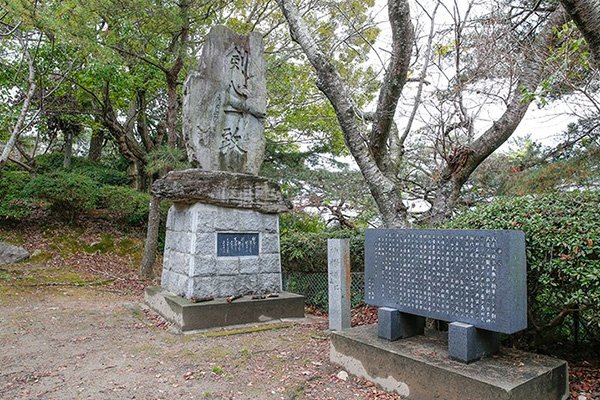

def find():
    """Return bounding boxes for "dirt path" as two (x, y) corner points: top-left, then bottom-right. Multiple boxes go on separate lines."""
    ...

(0, 285), (396, 400)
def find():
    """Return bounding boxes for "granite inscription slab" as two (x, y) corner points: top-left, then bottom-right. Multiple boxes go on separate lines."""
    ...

(217, 232), (260, 257)
(365, 229), (526, 334)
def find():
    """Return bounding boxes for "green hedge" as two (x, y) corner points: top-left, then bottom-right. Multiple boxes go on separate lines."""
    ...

(280, 228), (365, 272)
(0, 170), (33, 220)
(24, 172), (100, 222)
(0, 164), (150, 226)
(446, 191), (600, 344)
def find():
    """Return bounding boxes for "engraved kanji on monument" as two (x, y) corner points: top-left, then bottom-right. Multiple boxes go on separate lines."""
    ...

(365, 229), (527, 363)
(183, 25), (266, 175)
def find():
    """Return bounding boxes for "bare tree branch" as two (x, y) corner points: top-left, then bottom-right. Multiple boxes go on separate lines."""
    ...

(369, 0), (414, 168)
(277, 0), (409, 226)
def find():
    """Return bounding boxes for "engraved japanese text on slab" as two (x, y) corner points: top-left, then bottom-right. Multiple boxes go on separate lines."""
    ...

(365, 229), (527, 334)
(217, 232), (260, 257)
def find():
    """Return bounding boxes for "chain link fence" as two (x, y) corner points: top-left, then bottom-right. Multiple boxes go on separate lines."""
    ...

(282, 272), (598, 350)
(282, 271), (365, 310)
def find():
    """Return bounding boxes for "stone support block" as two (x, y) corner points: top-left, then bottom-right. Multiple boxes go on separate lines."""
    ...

(448, 322), (500, 363)
(378, 308), (425, 341)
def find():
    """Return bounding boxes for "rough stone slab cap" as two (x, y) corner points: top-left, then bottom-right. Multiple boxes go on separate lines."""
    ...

(152, 169), (291, 214)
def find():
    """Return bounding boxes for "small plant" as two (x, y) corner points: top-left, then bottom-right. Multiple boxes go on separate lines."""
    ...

(239, 348), (251, 357)
(210, 366), (224, 375)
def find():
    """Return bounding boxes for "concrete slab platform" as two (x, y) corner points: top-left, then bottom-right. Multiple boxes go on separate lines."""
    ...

(145, 286), (304, 332)
(330, 325), (568, 400)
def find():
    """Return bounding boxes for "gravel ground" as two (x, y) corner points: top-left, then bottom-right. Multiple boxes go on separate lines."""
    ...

(0, 284), (400, 400)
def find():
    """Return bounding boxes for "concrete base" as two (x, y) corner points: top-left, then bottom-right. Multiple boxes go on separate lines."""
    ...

(145, 286), (304, 332)
(330, 325), (568, 400)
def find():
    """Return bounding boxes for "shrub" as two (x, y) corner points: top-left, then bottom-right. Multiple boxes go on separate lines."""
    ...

(24, 172), (100, 222)
(281, 228), (365, 273)
(99, 185), (151, 225)
(280, 211), (327, 235)
(32, 153), (66, 171)
(73, 163), (130, 186)
(34, 153), (130, 186)
(446, 191), (600, 345)
(0, 170), (33, 220)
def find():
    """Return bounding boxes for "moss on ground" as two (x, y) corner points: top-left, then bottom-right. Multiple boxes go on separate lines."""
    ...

(29, 251), (53, 263)
(0, 265), (111, 288)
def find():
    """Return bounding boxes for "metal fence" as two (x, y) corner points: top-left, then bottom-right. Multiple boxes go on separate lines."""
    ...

(282, 271), (365, 310)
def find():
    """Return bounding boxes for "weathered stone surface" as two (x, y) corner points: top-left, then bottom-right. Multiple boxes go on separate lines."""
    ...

(183, 25), (266, 175)
(328, 239), (351, 331)
(331, 325), (569, 400)
(145, 286), (304, 332)
(0, 241), (29, 265)
(365, 229), (527, 334)
(161, 202), (283, 299)
(152, 169), (291, 214)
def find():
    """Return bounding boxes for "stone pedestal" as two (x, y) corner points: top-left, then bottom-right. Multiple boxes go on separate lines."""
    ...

(161, 202), (282, 299)
(152, 169), (291, 300)
(331, 326), (568, 400)
(146, 169), (304, 330)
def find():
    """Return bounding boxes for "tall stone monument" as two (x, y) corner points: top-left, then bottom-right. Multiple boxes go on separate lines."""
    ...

(182, 25), (266, 175)
(145, 26), (304, 331)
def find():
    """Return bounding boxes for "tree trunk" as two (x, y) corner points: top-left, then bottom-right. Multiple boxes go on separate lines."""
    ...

(277, 0), (412, 227)
(140, 196), (161, 279)
(0, 45), (37, 170)
(88, 130), (104, 161)
(63, 129), (73, 169)
(166, 74), (179, 147)
(128, 159), (148, 191)
(561, 0), (600, 70)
